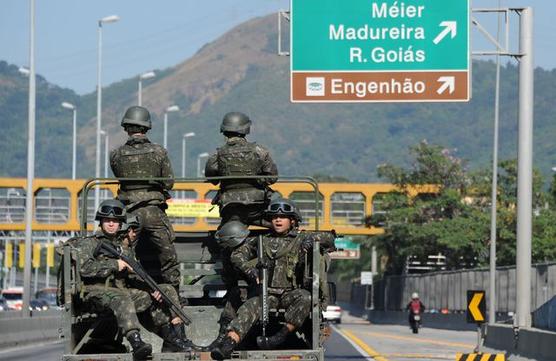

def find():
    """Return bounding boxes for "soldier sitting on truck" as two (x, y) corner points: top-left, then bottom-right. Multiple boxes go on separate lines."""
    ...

(209, 220), (252, 349)
(73, 199), (193, 359)
(210, 198), (335, 360)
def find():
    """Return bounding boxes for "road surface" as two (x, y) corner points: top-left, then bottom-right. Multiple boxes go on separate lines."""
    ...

(0, 311), (489, 361)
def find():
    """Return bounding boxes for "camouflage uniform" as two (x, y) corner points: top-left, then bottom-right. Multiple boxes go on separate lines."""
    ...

(110, 134), (180, 287)
(227, 229), (335, 339)
(74, 231), (179, 335)
(204, 136), (278, 227)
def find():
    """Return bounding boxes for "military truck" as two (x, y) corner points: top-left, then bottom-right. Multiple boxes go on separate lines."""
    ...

(59, 176), (335, 361)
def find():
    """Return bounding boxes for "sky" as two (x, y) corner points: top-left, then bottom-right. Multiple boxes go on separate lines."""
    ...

(0, 0), (554, 95)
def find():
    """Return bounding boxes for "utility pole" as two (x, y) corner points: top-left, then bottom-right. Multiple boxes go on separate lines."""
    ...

(515, 7), (534, 328)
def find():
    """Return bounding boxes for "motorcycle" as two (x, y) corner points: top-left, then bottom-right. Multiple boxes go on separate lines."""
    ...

(409, 309), (421, 334)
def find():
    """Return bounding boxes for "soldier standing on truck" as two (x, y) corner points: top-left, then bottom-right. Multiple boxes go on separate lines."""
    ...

(110, 106), (181, 290)
(210, 198), (335, 360)
(204, 111), (278, 229)
(74, 200), (193, 359)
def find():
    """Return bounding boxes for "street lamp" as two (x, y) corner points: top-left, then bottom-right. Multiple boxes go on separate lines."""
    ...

(182, 132), (195, 178)
(138, 71), (155, 106)
(100, 130), (110, 201)
(197, 152), (209, 178)
(95, 14), (120, 217)
(61, 102), (77, 180)
(163, 105), (179, 149)
(18, 66), (30, 76)
(22, 0), (36, 317)
(100, 130), (110, 179)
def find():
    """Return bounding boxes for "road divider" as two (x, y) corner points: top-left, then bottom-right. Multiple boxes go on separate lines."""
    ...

(0, 310), (60, 349)
(456, 353), (505, 361)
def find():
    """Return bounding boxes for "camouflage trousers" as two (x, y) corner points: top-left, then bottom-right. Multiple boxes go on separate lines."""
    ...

(83, 284), (179, 335)
(220, 286), (243, 325)
(229, 289), (311, 340)
(132, 205), (180, 287)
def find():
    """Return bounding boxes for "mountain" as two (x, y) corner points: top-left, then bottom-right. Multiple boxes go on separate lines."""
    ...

(1, 14), (556, 182)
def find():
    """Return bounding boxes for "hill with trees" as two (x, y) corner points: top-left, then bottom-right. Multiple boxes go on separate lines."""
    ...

(0, 14), (555, 183)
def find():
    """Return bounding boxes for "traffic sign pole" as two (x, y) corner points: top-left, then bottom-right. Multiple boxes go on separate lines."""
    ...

(516, 7), (533, 329)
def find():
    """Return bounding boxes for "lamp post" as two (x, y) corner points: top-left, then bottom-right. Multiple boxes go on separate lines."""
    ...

(163, 105), (179, 149)
(22, 0), (36, 317)
(100, 130), (110, 201)
(61, 102), (77, 180)
(95, 14), (119, 217)
(182, 132), (195, 178)
(197, 152), (209, 178)
(138, 71), (155, 106)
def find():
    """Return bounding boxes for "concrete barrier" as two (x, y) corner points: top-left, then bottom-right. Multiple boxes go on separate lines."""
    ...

(366, 310), (477, 331)
(0, 310), (61, 348)
(485, 324), (556, 361)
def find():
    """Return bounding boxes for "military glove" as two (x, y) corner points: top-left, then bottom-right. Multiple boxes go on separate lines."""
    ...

(245, 268), (259, 284)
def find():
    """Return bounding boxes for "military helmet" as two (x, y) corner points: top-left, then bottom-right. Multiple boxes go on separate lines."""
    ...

(220, 112), (251, 135)
(120, 213), (141, 233)
(95, 199), (126, 221)
(264, 198), (302, 222)
(215, 221), (250, 249)
(121, 106), (152, 130)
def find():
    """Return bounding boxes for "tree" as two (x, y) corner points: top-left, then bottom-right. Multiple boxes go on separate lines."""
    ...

(367, 141), (489, 274)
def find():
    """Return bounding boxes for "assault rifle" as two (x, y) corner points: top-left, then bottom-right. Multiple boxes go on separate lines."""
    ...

(95, 241), (191, 325)
(257, 235), (269, 337)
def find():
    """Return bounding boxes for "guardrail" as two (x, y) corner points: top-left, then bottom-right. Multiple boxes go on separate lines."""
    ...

(0, 310), (60, 348)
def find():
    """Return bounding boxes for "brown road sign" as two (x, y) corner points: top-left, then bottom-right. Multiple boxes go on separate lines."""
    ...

(466, 290), (486, 323)
(291, 71), (469, 102)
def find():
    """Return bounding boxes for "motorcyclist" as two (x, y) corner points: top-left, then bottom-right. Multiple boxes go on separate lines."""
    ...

(406, 292), (425, 333)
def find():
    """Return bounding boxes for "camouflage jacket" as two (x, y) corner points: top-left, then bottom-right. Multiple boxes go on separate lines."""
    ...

(205, 137), (278, 206)
(74, 231), (135, 289)
(110, 134), (174, 205)
(230, 229), (335, 291)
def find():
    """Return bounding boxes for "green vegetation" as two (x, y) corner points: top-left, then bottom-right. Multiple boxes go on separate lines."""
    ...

(360, 142), (556, 276)
(0, 14), (555, 182)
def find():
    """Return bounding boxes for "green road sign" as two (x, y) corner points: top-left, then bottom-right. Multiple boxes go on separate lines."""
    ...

(291, 0), (470, 102)
(331, 238), (361, 259)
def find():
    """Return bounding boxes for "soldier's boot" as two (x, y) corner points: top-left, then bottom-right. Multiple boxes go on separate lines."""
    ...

(159, 324), (194, 352)
(208, 320), (230, 349)
(126, 331), (152, 360)
(256, 326), (289, 350)
(210, 335), (237, 360)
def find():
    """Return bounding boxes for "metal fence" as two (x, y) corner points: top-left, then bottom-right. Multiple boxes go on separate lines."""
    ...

(352, 263), (556, 313)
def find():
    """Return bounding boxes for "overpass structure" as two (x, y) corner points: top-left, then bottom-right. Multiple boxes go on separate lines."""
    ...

(0, 177), (437, 235)
(0, 177), (435, 287)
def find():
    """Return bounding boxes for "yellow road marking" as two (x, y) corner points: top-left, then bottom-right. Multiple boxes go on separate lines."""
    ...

(363, 331), (475, 349)
(341, 329), (390, 361)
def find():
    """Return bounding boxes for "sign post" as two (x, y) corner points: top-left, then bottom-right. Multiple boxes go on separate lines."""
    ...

(361, 271), (373, 309)
(467, 290), (486, 352)
(291, 0), (470, 102)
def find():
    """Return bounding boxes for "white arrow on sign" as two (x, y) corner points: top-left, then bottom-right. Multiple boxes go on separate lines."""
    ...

(437, 76), (455, 94)
(433, 21), (457, 45)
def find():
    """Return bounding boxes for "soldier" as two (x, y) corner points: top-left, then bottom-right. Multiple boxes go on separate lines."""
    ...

(210, 198), (335, 360)
(74, 200), (193, 359)
(208, 221), (251, 349)
(204, 111), (278, 229)
(110, 106), (180, 289)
